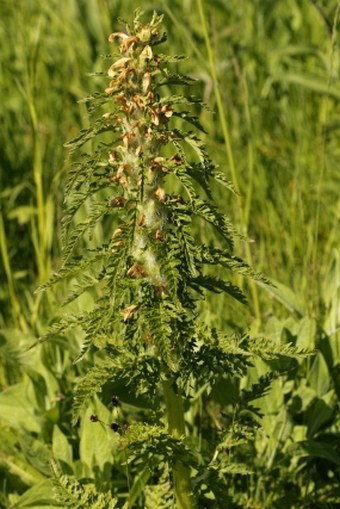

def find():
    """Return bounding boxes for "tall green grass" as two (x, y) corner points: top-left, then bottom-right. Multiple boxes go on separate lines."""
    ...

(1, 0), (339, 322)
(0, 0), (339, 507)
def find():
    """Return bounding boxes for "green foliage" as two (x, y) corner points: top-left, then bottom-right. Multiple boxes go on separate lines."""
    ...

(36, 9), (312, 507)
(241, 292), (340, 508)
(51, 460), (118, 509)
(144, 468), (174, 508)
(0, 1), (339, 508)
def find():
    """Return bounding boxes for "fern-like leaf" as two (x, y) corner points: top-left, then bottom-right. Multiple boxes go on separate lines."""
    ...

(51, 460), (118, 508)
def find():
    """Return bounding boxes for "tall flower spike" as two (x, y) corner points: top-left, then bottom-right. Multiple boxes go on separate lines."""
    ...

(52, 9), (273, 508)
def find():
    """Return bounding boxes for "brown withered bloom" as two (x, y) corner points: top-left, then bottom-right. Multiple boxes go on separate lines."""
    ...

(122, 304), (138, 322)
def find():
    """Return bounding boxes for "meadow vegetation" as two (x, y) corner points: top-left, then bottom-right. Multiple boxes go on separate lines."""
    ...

(0, 1), (339, 507)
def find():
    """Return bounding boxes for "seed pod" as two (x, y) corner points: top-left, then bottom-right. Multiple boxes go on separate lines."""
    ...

(111, 197), (126, 208)
(127, 264), (147, 278)
(122, 424), (130, 434)
(137, 213), (146, 227)
(111, 395), (120, 407)
(122, 304), (138, 322)
(142, 72), (152, 93)
(110, 422), (120, 432)
(108, 32), (129, 44)
(155, 229), (163, 241)
(155, 187), (166, 202)
(112, 228), (123, 238)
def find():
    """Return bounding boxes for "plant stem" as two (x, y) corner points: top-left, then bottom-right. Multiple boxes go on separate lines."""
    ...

(196, 0), (261, 323)
(162, 379), (194, 509)
(24, 15), (49, 285)
(0, 210), (28, 332)
(311, 3), (340, 313)
(28, 93), (47, 284)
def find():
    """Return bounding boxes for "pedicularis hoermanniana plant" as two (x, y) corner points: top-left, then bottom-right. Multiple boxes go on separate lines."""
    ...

(40, 11), (305, 508)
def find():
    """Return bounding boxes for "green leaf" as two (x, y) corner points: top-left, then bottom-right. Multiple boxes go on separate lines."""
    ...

(19, 435), (52, 477)
(307, 353), (330, 396)
(50, 459), (118, 508)
(296, 316), (316, 350)
(8, 480), (60, 508)
(0, 451), (46, 487)
(190, 274), (247, 304)
(79, 398), (114, 475)
(128, 468), (151, 508)
(305, 390), (336, 438)
(7, 206), (36, 225)
(0, 383), (41, 433)
(297, 439), (340, 466)
(52, 426), (73, 468)
(272, 72), (340, 100)
(258, 279), (304, 317)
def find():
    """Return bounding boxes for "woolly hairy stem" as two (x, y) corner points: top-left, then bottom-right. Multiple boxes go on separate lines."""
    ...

(162, 379), (194, 509)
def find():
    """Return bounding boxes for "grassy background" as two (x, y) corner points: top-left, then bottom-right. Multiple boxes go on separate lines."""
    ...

(0, 0), (339, 507)
(1, 0), (339, 325)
